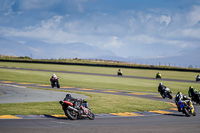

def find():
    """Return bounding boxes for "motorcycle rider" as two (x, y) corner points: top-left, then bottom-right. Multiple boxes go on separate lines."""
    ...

(51, 73), (57, 79)
(175, 92), (191, 112)
(118, 69), (123, 76)
(50, 73), (59, 88)
(63, 94), (89, 109)
(196, 74), (200, 81)
(63, 94), (76, 101)
(188, 86), (199, 102)
(156, 72), (162, 79)
(50, 73), (57, 82)
(158, 82), (166, 98)
(60, 94), (94, 120)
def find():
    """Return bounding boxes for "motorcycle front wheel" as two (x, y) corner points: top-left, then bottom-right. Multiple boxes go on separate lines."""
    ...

(88, 110), (95, 120)
(168, 93), (173, 99)
(183, 108), (191, 117)
(65, 109), (78, 120)
(56, 82), (60, 88)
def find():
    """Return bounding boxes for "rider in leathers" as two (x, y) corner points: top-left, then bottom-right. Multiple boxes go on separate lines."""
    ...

(158, 82), (166, 98)
(188, 86), (199, 103)
(175, 92), (191, 112)
(63, 94), (89, 110)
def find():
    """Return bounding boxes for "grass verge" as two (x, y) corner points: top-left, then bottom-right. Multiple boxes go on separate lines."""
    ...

(0, 68), (199, 94)
(0, 88), (172, 115)
(0, 62), (199, 81)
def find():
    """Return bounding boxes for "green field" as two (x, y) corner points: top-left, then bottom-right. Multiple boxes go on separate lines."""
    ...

(0, 62), (199, 94)
(0, 62), (199, 81)
(0, 89), (172, 115)
(0, 61), (200, 115)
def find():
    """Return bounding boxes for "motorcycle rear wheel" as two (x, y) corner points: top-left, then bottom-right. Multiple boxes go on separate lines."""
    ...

(65, 110), (78, 120)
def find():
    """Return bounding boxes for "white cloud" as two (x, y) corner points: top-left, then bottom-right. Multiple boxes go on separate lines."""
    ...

(187, 5), (200, 26)
(41, 15), (63, 29)
(1, 2), (200, 61)
(159, 15), (171, 26)
(106, 36), (123, 48)
(130, 35), (157, 44)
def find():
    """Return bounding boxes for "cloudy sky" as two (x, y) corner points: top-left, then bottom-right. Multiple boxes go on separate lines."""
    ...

(0, 0), (200, 67)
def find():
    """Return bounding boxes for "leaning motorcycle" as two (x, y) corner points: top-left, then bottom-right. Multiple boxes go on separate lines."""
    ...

(191, 93), (200, 105)
(177, 100), (196, 117)
(161, 88), (173, 99)
(59, 100), (95, 120)
(50, 78), (60, 88)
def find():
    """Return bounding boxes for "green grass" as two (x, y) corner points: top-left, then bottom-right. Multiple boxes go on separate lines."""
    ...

(0, 91), (172, 115)
(0, 61), (199, 115)
(0, 68), (199, 95)
(0, 62), (199, 81)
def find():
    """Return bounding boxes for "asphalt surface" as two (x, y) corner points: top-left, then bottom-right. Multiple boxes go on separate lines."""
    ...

(0, 84), (88, 103)
(0, 80), (172, 103)
(0, 108), (200, 133)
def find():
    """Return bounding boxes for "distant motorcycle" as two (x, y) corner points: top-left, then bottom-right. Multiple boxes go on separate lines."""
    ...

(50, 77), (60, 88)
(177, 100), (196, 117)
(156, 74), (161, 79)
(196, 76), (200, 82)
(59, 100), (95, 120)
(118, 71), (123, 76)
(161, 88), (173, 99)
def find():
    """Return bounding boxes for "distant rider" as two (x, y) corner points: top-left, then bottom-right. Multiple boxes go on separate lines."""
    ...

(156, 72), (162, 79)
(196, 74), (200, 81)
(188, 86), (199, 102)
(50, 74), (57, 81)
(158, 82), (166, 98)
(50, 73), (59, 88)
(118, 69), (123, 76)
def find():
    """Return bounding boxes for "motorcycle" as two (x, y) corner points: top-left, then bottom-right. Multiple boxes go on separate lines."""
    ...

(191, 93), (200, 105)
(50, 78), (60, 88)
(59, 100), (95, 120)
(196, 76), (200, 82)
(156, 74), (161, 79)
(177, 100), (196, 117)
(118, 71), (123, 76)
(161, 88), (173, 99)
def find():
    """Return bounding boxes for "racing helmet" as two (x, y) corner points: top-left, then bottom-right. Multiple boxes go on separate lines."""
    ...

(175, 92), (182, 101)
(177, 92), (182, 95)
(159, 82), (162, 86)
(66, 94), (71, 98)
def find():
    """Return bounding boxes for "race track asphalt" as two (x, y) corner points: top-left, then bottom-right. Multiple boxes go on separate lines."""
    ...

(0, 106), (200, 133)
